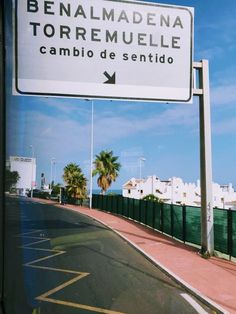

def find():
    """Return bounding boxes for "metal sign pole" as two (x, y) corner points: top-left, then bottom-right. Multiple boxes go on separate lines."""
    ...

(89, 100), (94, 209)
(193, 60), (214, 255)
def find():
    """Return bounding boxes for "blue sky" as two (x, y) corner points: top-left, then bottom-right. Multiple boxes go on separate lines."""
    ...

(5, 0), (236, 191)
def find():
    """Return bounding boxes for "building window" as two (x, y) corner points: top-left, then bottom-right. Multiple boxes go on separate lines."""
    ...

(183, 192), (187, 198)
(140, 190), (143, 194)
(221, 186), (228, 192)
(128, 189), (131, 194)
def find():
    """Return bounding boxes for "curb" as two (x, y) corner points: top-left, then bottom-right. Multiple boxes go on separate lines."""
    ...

(37, 198), (230, 314)
(66, 206), (230, 314)
(111, 227), (229, 314)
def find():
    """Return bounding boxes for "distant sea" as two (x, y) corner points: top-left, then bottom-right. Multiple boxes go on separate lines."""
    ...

(92, 189), (122, 195)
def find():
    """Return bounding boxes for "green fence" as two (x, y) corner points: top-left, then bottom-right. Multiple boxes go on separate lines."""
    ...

(92, 194), (236, 258)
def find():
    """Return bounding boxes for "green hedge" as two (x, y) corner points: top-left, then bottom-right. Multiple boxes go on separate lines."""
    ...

(92, 194), (235, 258)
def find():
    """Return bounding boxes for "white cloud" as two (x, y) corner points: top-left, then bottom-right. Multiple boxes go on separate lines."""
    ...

(120, 147), (144, 174)
(213, 117), (236, 135)
(93, 104), (198, 145)
(7, 107), (91, 161)
(196, 46), (224, 61)
(7, 100), (200, 183)
(211, 84), (236, 106)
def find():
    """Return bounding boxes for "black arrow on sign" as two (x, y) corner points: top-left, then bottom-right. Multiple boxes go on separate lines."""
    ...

(103, 71), (116, 84)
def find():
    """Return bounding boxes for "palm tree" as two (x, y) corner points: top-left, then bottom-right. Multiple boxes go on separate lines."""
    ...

(5, 169), (20, 192)
(93, 150), (121, 194)
(63, 163), (87, 203)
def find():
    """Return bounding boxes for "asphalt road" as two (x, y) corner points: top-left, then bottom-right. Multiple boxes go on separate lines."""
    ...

(3, 196), (213, 314)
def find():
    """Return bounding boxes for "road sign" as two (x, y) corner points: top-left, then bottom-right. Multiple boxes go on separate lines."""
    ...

(14, 0), (194, 102)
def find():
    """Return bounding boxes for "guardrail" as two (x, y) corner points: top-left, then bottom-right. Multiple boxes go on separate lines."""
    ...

(92, 194), (236, 259)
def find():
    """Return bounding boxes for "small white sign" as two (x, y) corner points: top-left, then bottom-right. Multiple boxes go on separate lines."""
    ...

(15, 0), (194, 102)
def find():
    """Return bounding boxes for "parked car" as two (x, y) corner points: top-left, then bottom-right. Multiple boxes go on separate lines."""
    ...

(27, 189), (50, 199)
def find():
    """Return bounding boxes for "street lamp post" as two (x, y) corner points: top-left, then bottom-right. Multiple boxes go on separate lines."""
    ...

(30, 145), (34, 198)
(89, 101), (94, 209)
(53, 160), (56, 184)
(139, 157), (146, 199)
(139, 157), (146, 180)
(50, 157), (56, 192)
(171, 177), (174, 204)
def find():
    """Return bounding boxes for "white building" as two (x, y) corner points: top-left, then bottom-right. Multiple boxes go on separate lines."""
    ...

(8, 156), (36, 196)
(213, 182), (236, 209)
(122, 175), (236, 209)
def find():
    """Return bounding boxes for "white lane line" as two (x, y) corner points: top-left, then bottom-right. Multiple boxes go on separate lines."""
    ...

(181, 293), (209, 314)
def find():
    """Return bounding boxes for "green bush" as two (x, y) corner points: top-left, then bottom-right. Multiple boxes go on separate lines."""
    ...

(142, 194), (163, 203)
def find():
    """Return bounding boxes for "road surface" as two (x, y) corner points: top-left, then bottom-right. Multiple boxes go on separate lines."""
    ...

(3, 196), (213, 314)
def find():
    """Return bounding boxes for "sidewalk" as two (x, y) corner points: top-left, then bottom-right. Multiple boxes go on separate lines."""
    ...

(65, 204), (236, 314)
(38, 199), (236, 314)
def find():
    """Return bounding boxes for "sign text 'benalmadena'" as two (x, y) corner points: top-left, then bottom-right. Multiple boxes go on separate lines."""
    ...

(15, 0), (194, 102)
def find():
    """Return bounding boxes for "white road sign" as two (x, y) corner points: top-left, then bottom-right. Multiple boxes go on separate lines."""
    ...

(14, 0), (194, 102)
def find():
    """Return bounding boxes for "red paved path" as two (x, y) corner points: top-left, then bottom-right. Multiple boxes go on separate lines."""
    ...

(37, 199), (236, 314)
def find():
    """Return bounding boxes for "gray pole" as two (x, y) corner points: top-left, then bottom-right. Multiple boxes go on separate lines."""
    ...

(30, 145), (34, 198)
(50, 157), (55, 193)
(50, 158), (52, 189)
(198, 60), (214, 255)
(53, 159), (56, 185)
(89, 101), (94, 209)
(139, 157), (145, 199)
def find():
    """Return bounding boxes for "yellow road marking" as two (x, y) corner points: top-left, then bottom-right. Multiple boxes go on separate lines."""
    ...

(18, 238), (50, 247)
(36, 272), (89, 299)
(24, 264), (84, 275)
(32, 307), (41, 314)
(20, 246), (61, 253)
(24, 250), (65, 266)
(18, 230), (126, 314)
(37, 297), (125, 314)
(25, 238), (50, 246)
(16, 230), (42, 236)
(17, 236), (49, 240)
